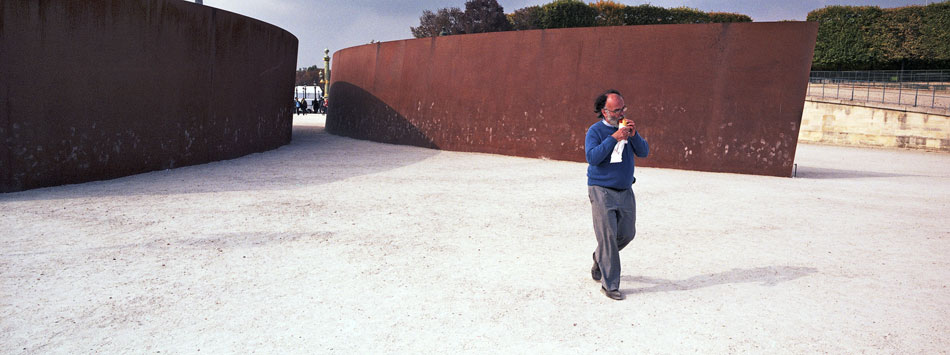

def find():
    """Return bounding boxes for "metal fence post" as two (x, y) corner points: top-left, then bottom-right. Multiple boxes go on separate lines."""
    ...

(914, 86), (919, 107)
(851, 79), (855, 100)
(897, 73), (903, 105)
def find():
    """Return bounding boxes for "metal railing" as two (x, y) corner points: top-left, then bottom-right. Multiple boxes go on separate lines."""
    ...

(807, 70), (950, 112)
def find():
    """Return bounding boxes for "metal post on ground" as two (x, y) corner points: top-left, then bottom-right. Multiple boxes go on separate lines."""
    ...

(323, 48), (330, 103)
(898, 70), (905, 105)
(933, 85), (937, 108)
(882, 82), (886, 103)
(318, 72), (324, 98)
(897, 83), (904, 105)
(915, 86), (919, 106)
(851, 80), (857, 101)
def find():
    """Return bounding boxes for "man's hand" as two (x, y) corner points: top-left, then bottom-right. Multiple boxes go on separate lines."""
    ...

(611, 120), (636, 141)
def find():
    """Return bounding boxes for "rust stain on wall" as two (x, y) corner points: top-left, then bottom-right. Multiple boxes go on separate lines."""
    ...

(327, 22), (817, 177)
(0, 0), (297, 193)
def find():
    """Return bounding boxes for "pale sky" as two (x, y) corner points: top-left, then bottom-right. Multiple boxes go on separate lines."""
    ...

(199, 0), (940, 68)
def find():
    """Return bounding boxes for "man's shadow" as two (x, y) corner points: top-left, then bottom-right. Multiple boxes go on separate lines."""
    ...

(620, 266), (817, 294)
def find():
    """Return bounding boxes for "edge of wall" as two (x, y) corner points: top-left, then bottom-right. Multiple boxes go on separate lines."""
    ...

(0, 0), (299, 193)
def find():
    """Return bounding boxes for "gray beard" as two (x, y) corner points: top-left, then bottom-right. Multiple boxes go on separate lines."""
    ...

(605, 116), (620, 126)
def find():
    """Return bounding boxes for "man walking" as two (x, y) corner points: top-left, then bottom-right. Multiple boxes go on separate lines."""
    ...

(585, 89), (649, 300)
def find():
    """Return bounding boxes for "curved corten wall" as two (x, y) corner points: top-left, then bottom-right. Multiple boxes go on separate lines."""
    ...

(0, 0), (297, 193)
(327, 22), (817, 177)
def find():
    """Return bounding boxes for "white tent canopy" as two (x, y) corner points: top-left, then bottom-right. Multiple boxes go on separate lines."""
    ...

(293, 85), (323, 100)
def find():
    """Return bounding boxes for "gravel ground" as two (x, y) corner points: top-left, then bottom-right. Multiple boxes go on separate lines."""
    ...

(2, 114), (949, 353)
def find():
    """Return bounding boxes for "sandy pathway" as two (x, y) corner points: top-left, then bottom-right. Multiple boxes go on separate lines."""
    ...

(2, 115), (949, 353)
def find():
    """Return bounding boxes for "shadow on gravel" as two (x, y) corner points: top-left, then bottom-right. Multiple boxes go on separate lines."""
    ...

(326, 81), (438, 150)
(2, 231), (335, 258)
(0, 121), (439, 201)
(620, 266), (817, 294)
(794, 166), (913, 179)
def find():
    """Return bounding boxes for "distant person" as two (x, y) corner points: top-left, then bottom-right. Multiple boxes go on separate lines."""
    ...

(300, 97), (308, 114)
(585, 89), (649, 300)
(294, 97), (301, 115)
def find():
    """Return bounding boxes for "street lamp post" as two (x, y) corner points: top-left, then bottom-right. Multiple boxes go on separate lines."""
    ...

(318, 73), (325, 114)
(323, 48), (330, 101)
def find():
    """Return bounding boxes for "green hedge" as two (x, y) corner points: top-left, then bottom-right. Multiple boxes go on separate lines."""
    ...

(708, 12), (753, 23)
(807, 6), (882, 70)
(508, 5), (542, 30)
(621, 4), (674, 25)
(920, 2), (950, 68)
(619, 5), (749, 25)
(591, 0), (625, 27)
(539, 0), (598, 29)
(507, 2), (751, 29)
(808, 1), (950, 70)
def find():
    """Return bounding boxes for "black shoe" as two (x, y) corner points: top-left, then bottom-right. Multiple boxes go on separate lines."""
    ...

(591, 254), (601, 281)
(600, 286), (624, 300)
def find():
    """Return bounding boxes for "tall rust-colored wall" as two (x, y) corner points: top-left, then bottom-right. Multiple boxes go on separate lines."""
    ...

(0, 0), (297, 193)
(327, 22), (817, 177)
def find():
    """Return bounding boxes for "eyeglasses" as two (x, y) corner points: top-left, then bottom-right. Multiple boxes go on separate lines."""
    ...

(603, 106), (627, 114)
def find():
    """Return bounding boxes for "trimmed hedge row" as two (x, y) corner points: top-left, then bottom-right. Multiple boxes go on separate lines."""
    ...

(506, 0), (750, 31)
(808, 2), (950, 70)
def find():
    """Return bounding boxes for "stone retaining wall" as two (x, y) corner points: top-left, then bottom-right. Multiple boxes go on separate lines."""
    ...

(799, 100), (950, 151)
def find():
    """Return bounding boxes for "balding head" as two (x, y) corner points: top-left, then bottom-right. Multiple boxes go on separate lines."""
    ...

(594, 89), (623, 119)
(595, 89), (626, 125)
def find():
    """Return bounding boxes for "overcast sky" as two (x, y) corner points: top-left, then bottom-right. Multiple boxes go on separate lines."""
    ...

(199, 0), (940, 68)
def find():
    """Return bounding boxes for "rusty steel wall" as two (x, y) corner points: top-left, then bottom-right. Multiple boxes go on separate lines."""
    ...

(326, 22), (817, 177)
(0, 0), (297, 193)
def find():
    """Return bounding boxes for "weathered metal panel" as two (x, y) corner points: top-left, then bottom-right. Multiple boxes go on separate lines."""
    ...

(327, 22), (817, 177)
(0, 0), (297, 193)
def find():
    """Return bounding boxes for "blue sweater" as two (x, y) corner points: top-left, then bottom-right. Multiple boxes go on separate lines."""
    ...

(585, 120), (649, 189)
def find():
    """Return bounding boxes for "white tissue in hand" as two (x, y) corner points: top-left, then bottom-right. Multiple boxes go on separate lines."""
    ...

(610, 140), (626, 163)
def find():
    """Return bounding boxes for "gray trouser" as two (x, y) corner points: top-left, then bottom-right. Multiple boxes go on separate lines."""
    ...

(588, 185), (636, 291)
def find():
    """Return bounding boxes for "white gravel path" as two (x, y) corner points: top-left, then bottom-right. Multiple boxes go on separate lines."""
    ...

(2, 114), (949, 353)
